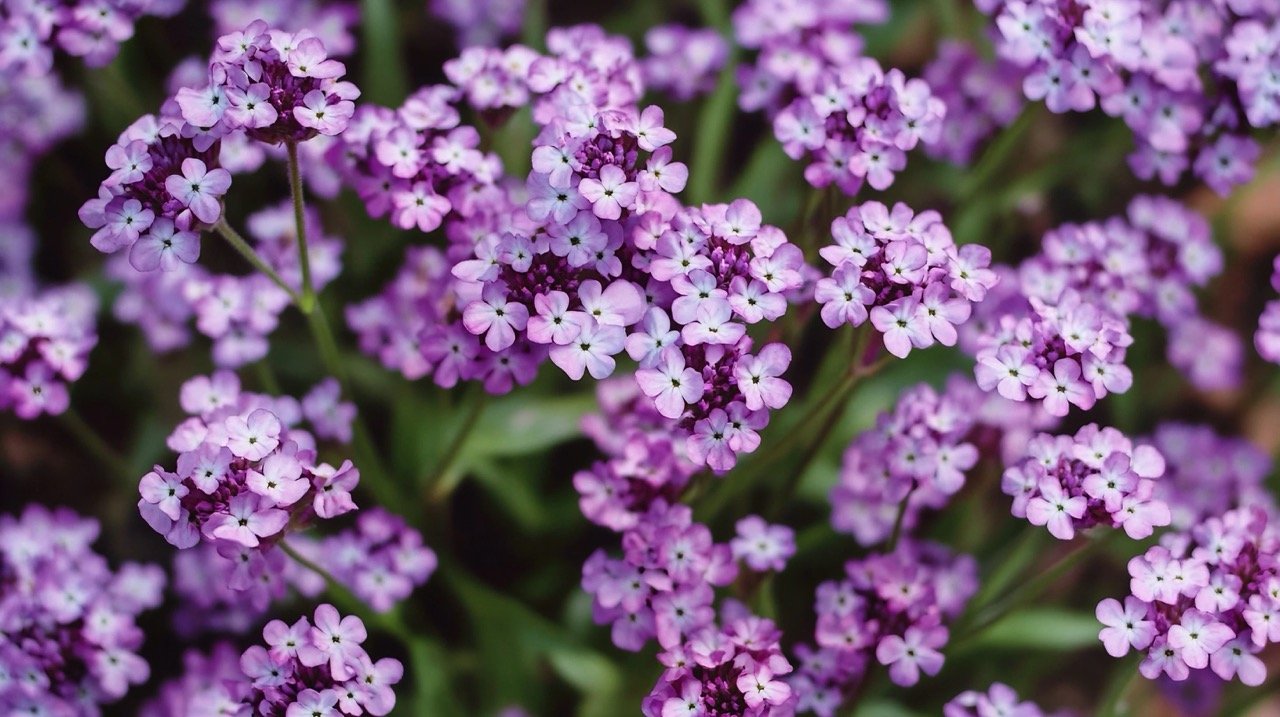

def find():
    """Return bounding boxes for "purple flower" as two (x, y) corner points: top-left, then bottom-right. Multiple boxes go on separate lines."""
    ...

(0, 506), (163, 712)
(730, 516), (795, 573)
(636, 347), (705, 419)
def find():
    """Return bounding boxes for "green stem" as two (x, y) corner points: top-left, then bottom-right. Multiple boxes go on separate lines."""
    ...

(520, 0), (548, 50)
(1097, 658), (1140, 717)
(58, 407), (132, 481)
(703, 327), (882, 523)
(423, 392), (488, 501)
(886, 487), (915, 551)
(286, 142), (316, 313)
(213, 219), (301, 303)
(359, 0), (408, 105)
(956, 103), (1041, 203)
(686, 0), (738, 204)
(254, 360), (282, 395)
(304, 307), (404, 516)
(279, 540), (405, 634)
(952, 532), (1111, 646)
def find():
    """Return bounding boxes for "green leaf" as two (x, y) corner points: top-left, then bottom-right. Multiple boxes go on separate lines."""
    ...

(462, 392), (596, 458)
(443, 568), (623, 714)
(851, 699), (926, 717)
(405, 638), (466, 717)
(963, 608), (1101, 652)
(468, 457), (550, 531)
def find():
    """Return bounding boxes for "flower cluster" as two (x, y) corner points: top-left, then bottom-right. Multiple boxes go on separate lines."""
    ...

(169, 542), (322, 637)
(137, 371), (361, 575)
(0, 0), (182, 73)
(170, 507), (434, 635)
(0, 505), (165, 716)
(789, 541), (978, 714)
(583, 501), (738, 652)
(0, 73), (85, 224)
(922, 41), (1026, 165)
(575, 380), (797, 715)
(815, 201), (997, 358)
(642, 604), (797, 716)
(640, 24), (729, 102)
(771, 58), (945, 194)
(209, 0), (359, 57)
(732, 516), (796, 573)
(0, 284), (98, 419)
(576, 377), (701, 531)
(336, 84), (501, 233)
(298, 507), (438, 612)
(830, 375), (1057, 546)
(732, 0), (888, 116)
(430, 0), (524, 48)
(970, 194), (1231, 400)
(1097, 506), (1280, 686)
(1167, 317), (1244, 393)
(80, 109), (230, 269)
(347, 225), (543, 394)
(980, 0), (1279, 193)
(970, 285), (1133, 417)
(178, 20), (359, 145)
(177, 604), (403, 715)
(109, 200), (342, 366)
(444, 44), (538, 113)
(526, 25), (643, 124)
(1146, 423), (1273, 530)
(139, 642), (244, 717)
(1025, 196), (1222, 335)
(458, 186), (804, 468)
(1002, 424), (1170, 540)
(944, 683), (1046, 717)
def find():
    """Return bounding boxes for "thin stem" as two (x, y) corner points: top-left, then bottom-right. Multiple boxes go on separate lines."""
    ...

(303, 307), (404, 516)
(423, 393), (488, 501)
(886, 487), (915, 551)
(58, 407), (132, 481)
(279, 540), (405, 634)
(705, 328), (884, 523)
(286, 142), (316, 313)
(955, 103), (1041, 203)
(358, 0), (408, 105)
(686, 0), (738, 204)
(952, 532), (1111, 646)
(254, 360), (282, 395)
(1097, 658), (1140, 717)
(213, 219), (301, 303)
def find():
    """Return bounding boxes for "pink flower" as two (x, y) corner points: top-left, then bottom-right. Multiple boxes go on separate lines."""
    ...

(636, 347), (704, 419)
(875, 626), (947, 686)
(392, 182), (451, 232)
(1168, 609), (1234, 669)
(129, 218), (199, 271)
(549, 319), (625, 380)
(298, 604), (368, 680)
(1029, 359), (1095, 416)
(294, 89), (355, 135)
(207, 493), (289, 547)
(224, 409), (281, 461)
(165, 158), (231, 227)
(871, 296), (930, 358)
(737, 665), (792, 708)
(1024, 476), (1087, 540)
(462, 286), (529, 352)
(735, 344), (792, 411)
(578, 164), (638, 220)
(1096, 597), (1156, 657)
